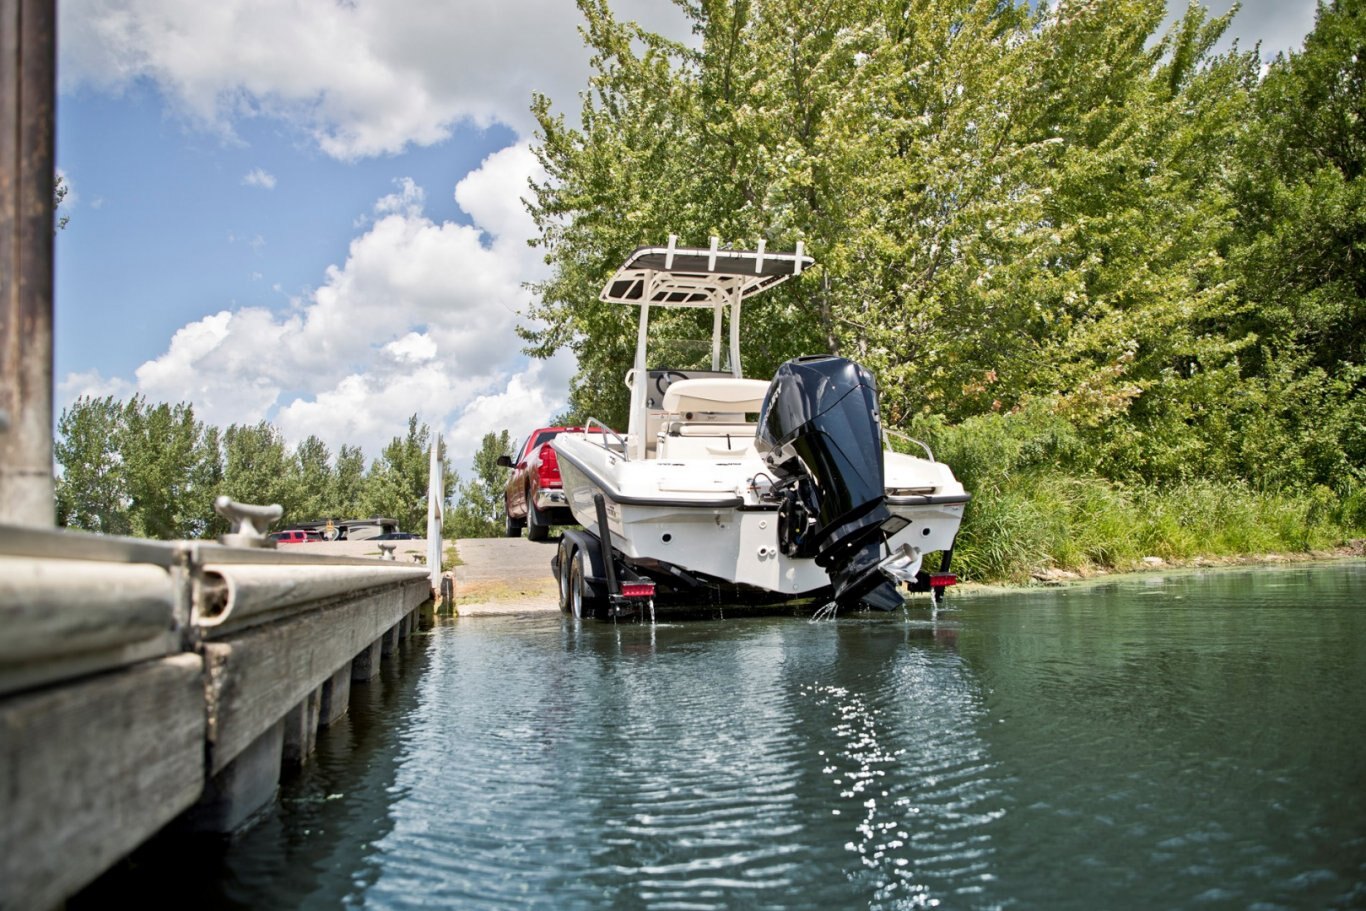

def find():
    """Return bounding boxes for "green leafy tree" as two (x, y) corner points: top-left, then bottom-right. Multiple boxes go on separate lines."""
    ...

(526, 0), (1285, 489)
(192, 425), (226, 537)
(1232, 0), (1366, 375)
(333, 444), (367, 519)
(448, 430), (512, 538)
(222, 421), (297, 526)
(54, 395), (130, 534)
(1222, 0), (1366, 489)
(53, 175), (69, 231)
(118, 396), (216, 539)
(362, 415), (455, 534)
(291, 435), (335, 522)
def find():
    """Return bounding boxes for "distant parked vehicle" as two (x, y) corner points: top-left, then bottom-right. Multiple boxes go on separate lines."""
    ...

(372, 532), (421, 540)
(269, 529), (323, 544)
(497, 426), (600, 542)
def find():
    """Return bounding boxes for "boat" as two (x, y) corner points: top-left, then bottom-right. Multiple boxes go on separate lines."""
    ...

(549, 237), (970, 619)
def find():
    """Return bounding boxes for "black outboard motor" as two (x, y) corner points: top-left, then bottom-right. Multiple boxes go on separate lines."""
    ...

(755, 355), (904, 611)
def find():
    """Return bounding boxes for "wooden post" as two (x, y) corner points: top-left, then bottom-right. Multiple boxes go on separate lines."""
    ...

(0, 0), (55, 526)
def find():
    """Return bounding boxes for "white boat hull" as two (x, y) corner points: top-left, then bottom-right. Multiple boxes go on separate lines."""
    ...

(554, 433), (967, 599)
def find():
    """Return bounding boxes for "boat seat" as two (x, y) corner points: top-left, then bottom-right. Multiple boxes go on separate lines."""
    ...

(661, 378), (770, 418)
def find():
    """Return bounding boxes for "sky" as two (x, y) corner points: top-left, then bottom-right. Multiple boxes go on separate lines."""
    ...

(52, 0), (1321, 477)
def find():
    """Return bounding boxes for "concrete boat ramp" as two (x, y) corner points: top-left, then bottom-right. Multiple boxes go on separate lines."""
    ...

(286, 535), (562, 614)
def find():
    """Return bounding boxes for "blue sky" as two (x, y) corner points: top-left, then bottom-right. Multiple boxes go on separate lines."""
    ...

(52, 0), (1320, 474)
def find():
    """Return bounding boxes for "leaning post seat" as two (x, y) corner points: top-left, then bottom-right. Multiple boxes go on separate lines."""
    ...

(653, 377), (771, 459)
(660, 378), (771, 420)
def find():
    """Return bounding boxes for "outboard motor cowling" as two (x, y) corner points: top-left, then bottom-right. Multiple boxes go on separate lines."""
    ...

(756, 355), (904, 611)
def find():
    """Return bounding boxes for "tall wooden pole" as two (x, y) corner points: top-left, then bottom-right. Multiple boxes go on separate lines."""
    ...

(0, 0), (56, 526)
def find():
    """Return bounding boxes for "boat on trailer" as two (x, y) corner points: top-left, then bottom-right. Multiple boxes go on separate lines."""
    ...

(549, 238), (970, 620)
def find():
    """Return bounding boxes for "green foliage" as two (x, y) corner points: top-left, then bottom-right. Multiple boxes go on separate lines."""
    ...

(517, 0), (1366, 582)
(120, 396), (220, 539)
(448, 430), (513, 538)
(363, 415), (456, 535)
(951, 472), (1360, 584)
(53, 175), (69, 231)
(222, 421), (296, 521)
(54, 395), (130, 534)
(526, 0), (1268, 435)
(292, 435), (335, 522)
(1230, 0), (1366, 378)
(55, 395), (221, 538)
(54, 399), (453, 541)
(332, 444), (368, 519)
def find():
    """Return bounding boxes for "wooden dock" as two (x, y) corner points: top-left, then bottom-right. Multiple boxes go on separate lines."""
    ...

(0, 523), (434, 909)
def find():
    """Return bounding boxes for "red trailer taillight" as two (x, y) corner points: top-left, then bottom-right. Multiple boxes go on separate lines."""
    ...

(619, 581), (656, 599)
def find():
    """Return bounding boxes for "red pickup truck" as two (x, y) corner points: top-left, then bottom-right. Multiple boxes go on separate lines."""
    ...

(269, 529), (323, 544)
(496, 426), (583, 541)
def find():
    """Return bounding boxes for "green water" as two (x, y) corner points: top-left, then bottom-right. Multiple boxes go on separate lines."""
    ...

(77, 562), (1366, 909)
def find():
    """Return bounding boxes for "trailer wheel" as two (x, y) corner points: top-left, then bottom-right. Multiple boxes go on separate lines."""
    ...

(556, 539), (575, 614)
(569, 549), (589, 620)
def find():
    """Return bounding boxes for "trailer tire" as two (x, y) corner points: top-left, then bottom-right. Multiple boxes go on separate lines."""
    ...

(557, 539), (575, 614)
(569, 549), (590, 620)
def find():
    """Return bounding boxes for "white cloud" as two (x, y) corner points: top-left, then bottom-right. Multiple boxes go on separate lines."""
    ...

(242, 167), (276, 189)
(109, 141), (571, 466)
(57, 0), (693, 158)
(57, 369), (135, 406)
(454, 144), (543, 259)
(445, 352), (578, 465)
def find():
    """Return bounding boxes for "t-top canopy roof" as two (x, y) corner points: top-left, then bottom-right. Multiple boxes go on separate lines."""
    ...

(600, 237), (814, 307)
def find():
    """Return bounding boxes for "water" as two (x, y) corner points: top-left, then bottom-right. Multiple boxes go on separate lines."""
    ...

(76, 562), (1366, 909)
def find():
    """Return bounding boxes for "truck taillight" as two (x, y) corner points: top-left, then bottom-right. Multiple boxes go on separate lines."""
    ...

(537, 445), (560, 487)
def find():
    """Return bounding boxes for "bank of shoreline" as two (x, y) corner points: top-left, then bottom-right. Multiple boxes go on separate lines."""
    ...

(953, 542), (1366, 599)
(445, 536), (1365, 615)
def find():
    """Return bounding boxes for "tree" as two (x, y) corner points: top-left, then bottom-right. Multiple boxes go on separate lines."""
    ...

(116, 396), (220, 539)
(333, 444), (367, 519)
(54, 395), (129, 534)
(363, 415), (455, 534)
(53, 174), (69, 231)
(526, 0), (1281, 487)
(291, 435), (335, 522)
(1232, 0), (1366, 374)
(448, 430), (512, 538)
(1220, 0), (1366, 489)
(222, 421), (297, 525)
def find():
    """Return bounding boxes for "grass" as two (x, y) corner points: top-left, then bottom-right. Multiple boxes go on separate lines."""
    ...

(950, 472), (1365, 584)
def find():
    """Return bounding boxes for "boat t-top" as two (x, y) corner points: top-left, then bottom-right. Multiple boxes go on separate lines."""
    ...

(550, 237), (970, 619)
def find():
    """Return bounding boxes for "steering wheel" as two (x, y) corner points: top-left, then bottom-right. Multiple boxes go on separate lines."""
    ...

(653, 370), (691, 406)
